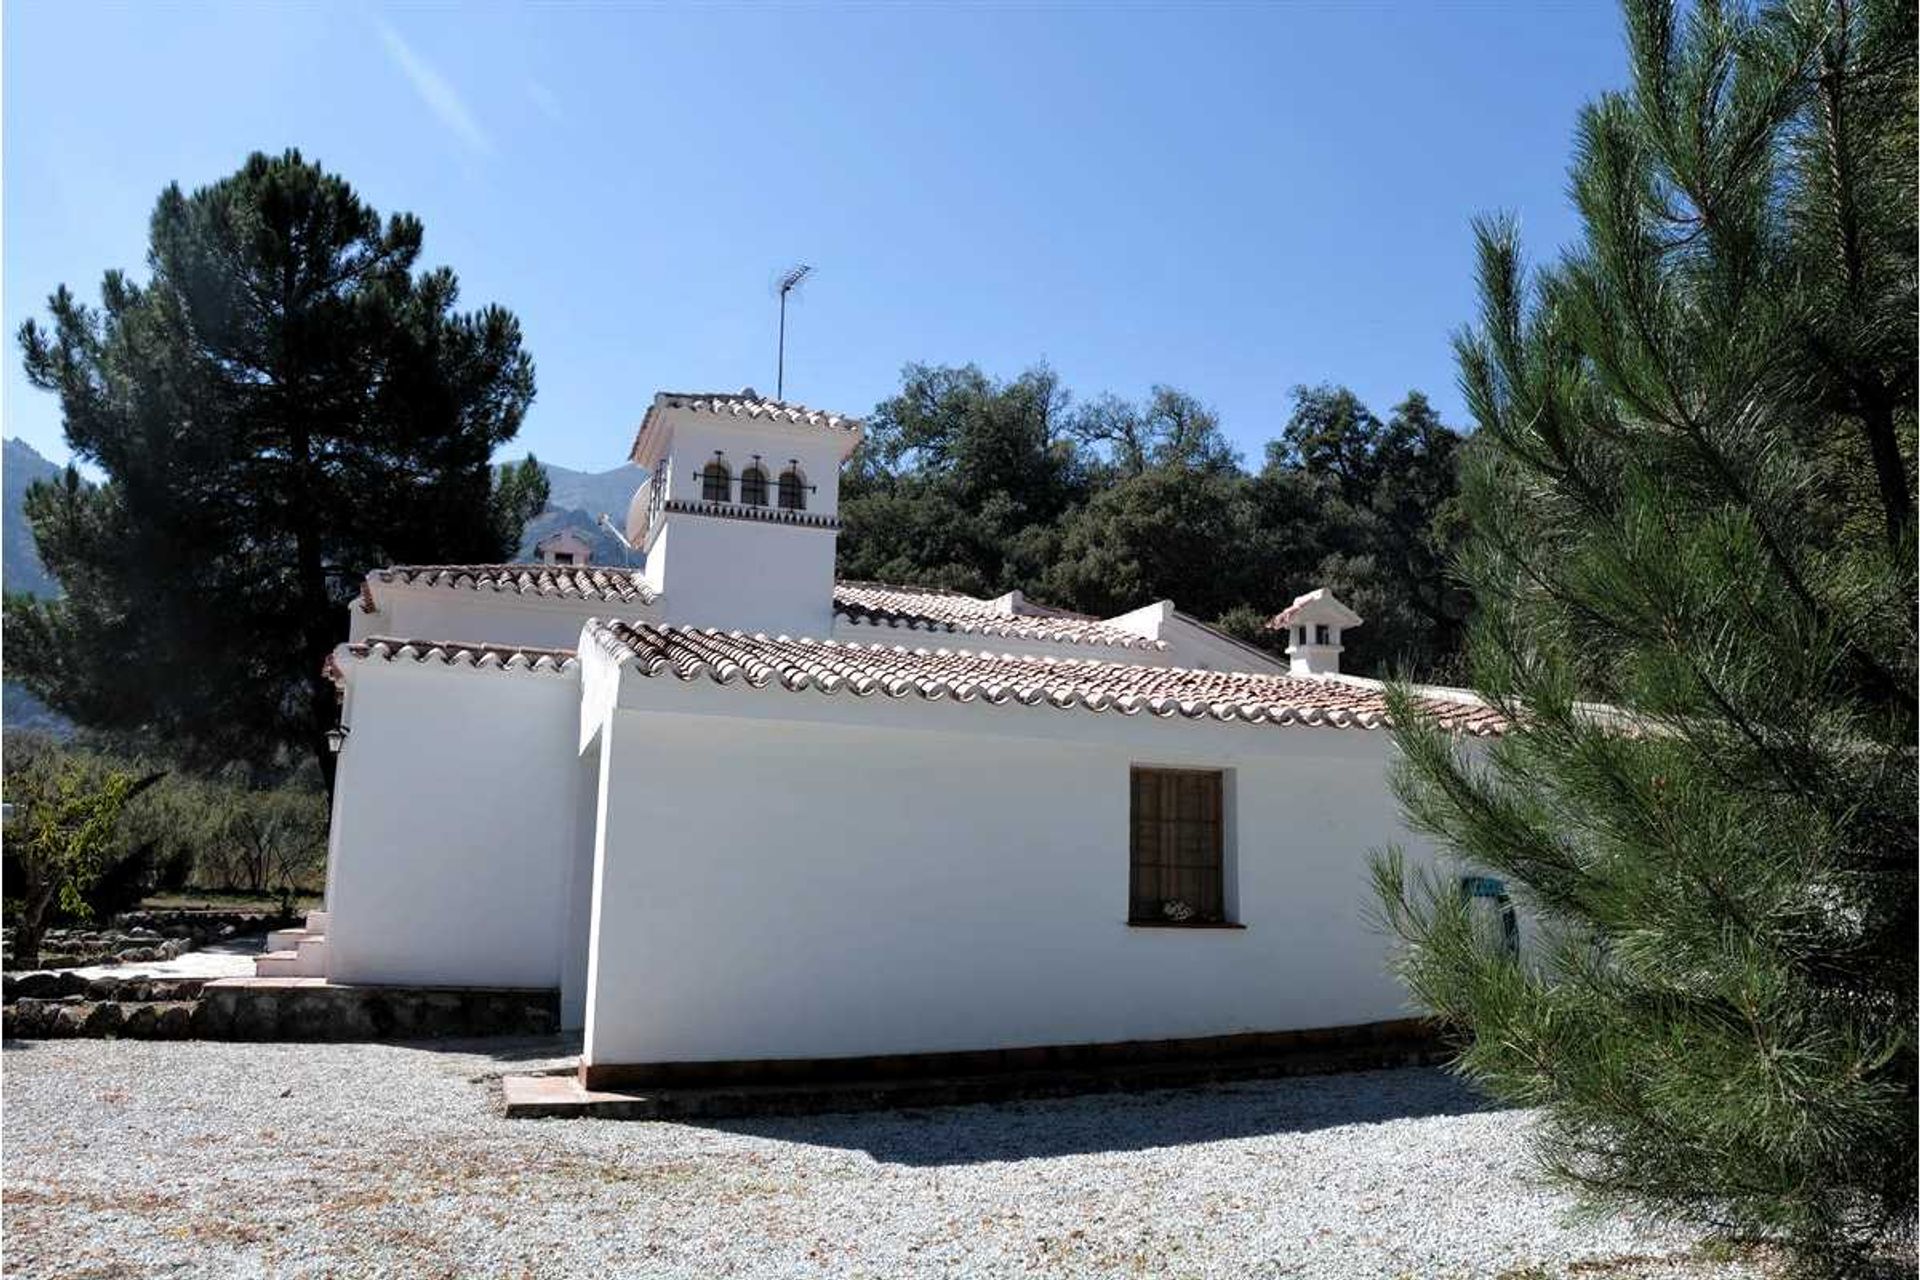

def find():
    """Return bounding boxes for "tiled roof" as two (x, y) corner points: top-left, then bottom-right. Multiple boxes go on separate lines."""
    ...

(588, 619), (1508, 734)
(364, 564), (657, 610)
(630, 388), (862, 464)
(327, 638), (580, 685)
(1269, 588), (1363, 630)
(833, 582), (1166, 651)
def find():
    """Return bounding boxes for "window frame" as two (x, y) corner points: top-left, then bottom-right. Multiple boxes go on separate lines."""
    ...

(701, 460), (732, 503)
(1126, 765), (1236, 928)
(777, 467), (808, 511)
(739, 465), (770, 507)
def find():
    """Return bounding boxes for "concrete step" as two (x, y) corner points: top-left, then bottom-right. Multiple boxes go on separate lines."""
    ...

(304, 910), (329, 933)
(265, 927), (311, 951)
(253, 933), (327, 979)
(252, 950), (307, 978)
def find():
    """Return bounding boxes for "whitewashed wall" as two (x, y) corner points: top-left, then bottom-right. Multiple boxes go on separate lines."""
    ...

(642, 516), (840, 637)
(581, 677), (1441, 1070)
(324, 660), (585, 991)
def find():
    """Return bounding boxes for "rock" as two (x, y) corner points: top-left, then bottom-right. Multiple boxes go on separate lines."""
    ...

(232, 993), (280, 1040)
(154, 1003), (194, 1040)
(4, 1001), (50, 1037)
(51, 1005), (89, 1037)
(85, 977), (123, 1002)
(82, 1003), (125, 1037)
(12, 972), (61, 1000)
(55, 972), (90, 998)
(190, 996), (234, 1039)
(121, 1004), (161, 1038)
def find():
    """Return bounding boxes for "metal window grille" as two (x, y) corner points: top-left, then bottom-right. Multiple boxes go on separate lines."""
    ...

(777, 470), (807, 511)
(1129, 768), (1226, 923)
(740, 467), (769, 507)
(702, 462), (732, 503)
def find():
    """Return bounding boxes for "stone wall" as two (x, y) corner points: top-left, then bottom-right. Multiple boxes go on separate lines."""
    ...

(3, 909), (288, 970)
(1, 976), (558, 1042)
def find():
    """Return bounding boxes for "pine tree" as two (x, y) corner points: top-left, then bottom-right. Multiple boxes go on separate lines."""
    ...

(1372, 0), (1914, 1265)
(5, 151), (547, 792)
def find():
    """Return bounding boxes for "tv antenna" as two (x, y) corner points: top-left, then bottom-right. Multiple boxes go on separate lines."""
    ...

(775, 263), (812, 400)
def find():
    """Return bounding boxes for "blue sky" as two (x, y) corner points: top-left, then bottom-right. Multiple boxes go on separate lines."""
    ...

(4, 2), (1624, 475)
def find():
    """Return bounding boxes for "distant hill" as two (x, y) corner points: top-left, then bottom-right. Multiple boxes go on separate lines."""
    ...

(3, 438), (71, 734)
(3, 438), (62, 598)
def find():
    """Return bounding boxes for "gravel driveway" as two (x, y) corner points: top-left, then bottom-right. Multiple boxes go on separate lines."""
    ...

(1, 1038), (1766, 1279)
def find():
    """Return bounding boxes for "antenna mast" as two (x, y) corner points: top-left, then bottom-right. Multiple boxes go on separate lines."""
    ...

(775, 263), (812, 400)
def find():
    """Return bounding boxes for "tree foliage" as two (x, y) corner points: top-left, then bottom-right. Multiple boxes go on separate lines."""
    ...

(1372, 0), (1914, 1263)
(118, 762), (330, 897)
(840, 366), (1470, 677)
(1, 735), (161, 968)
(4, 150), (548, 790)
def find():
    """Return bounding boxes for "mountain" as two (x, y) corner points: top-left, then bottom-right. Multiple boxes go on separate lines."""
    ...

(4, 438), (62, 598)
(509, 459), (646, 568)
(3, 438), (71, 734)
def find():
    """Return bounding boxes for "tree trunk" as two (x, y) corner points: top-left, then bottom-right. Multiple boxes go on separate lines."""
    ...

(1859, 387), (1912, 551)
(10, 882), (55, 971)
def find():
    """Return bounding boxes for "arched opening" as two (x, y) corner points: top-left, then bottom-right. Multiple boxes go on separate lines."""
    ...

(701, 459), (731, 503)
(777, 466), (807, 511)
(739, 465), (769, 507)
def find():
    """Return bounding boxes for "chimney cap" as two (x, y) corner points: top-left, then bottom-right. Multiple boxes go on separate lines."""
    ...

(1266, 588), (1363, 633)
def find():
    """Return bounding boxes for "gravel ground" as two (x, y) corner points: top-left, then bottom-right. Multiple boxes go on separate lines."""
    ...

(1, 1038), (1770, 1280)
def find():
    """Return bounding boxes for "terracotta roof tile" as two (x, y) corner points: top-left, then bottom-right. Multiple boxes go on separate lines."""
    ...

(630, 388), (863, 464)
(833, 582), (1164, 651)
(588, 619), (1508, 735)
(366, 564), (657, 609)
(328, 637), (579, 686)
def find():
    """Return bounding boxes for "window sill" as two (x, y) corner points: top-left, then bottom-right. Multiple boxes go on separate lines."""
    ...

(1125, 920), (1246, 930)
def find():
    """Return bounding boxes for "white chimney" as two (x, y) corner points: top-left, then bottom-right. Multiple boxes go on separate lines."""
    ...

(1267, 588), (1363, 677)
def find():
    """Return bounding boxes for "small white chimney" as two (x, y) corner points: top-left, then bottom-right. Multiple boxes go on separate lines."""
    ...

(1267, 588), (1363, 677)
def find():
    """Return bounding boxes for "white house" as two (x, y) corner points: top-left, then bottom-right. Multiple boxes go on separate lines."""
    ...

(532, 529), (595, 567)
(280, 388), (1506, 1088)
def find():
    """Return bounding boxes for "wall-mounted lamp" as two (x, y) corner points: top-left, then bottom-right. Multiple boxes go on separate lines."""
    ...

(325, 726), (350, 754)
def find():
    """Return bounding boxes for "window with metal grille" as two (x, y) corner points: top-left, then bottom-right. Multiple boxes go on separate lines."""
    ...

(1129, 767), (1226, 924)
(740, 466), (769, 507)
(777, 468), (807, 510)
(702, 460), (731, 503)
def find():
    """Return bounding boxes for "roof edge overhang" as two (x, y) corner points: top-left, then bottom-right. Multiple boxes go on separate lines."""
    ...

(628, 391), (865, 469)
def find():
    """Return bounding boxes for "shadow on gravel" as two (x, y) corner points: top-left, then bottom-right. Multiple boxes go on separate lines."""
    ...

(696, 1066), (1503, 1166)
